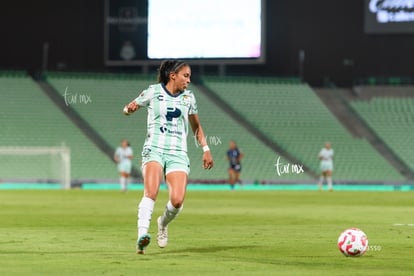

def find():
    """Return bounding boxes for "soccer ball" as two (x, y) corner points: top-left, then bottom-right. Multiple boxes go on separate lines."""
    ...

(337, 228), (368, 257)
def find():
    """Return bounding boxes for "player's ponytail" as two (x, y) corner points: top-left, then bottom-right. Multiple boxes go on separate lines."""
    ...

(157, 60), (188, 85)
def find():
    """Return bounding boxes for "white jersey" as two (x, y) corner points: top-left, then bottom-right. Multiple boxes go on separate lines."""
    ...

(319, 148), (334, 172)
(134, 83), (198, 153)
(319, 148), (334, 161)
(115, 146), (133, 163)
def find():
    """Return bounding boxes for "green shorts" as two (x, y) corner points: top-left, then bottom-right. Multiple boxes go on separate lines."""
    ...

(141, 147), (190, 175)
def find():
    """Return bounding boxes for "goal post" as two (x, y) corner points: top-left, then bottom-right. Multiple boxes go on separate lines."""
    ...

(0, 145), (71, 189)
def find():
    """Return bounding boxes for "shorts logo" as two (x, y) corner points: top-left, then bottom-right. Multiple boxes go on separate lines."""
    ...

(142, 148), (151, 157)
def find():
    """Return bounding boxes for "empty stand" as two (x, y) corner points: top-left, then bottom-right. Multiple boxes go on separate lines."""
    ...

(202, 76), (405, 182)
(351, 97), (414, 172)
(0, 73), (116, 181)
(191, 84), (312, 182)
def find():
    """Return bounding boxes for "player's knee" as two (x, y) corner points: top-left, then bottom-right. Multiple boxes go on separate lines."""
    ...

(170, 198), (184, 209)
(144, 191), (158, 201)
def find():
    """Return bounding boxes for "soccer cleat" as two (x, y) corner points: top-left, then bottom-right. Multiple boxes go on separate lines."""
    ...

(157, 216), (168, 248)
(136, 234), (151, 254)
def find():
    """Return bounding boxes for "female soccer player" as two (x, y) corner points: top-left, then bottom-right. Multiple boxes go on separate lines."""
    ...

(114, 139), (133, 192)
(123, 60), (214, 254)
(318, 142), (334, 191)
(226, 140), (244, 190)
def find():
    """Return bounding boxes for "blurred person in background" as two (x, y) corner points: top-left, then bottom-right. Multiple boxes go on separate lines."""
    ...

(318, 142), (334, 191)
(227, 140), (244, 190)
(114, 139), (133, 192)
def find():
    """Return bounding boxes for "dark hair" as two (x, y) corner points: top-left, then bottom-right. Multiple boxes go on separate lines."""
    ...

(157, 60), (189, 85)
(121, 138), (130, 146)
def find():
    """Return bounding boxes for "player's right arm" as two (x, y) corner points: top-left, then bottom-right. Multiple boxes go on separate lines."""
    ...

(123, 100), (140, 115)
(318, 149), (323, 160)
(123, 86), (153, 115)
(114, 149), (120, 163)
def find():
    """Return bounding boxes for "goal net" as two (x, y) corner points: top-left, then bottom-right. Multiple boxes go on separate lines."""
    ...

(0, 145), (71, 189)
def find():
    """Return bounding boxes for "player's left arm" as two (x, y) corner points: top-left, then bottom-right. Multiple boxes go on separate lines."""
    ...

(189, 114), (213, 170)
(127, 148), (133, 160)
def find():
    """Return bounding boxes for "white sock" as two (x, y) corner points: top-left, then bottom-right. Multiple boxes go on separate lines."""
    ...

(160, 201), (183, 227)
(120, 177), (127, 191)
(318, 176), (324, 189)
(327, 176), (333, 190)
(137, 196), (155, 238)
(125, 177), (129, 189)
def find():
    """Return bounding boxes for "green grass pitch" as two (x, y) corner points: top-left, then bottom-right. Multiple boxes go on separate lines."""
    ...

(0, 190), (413, 275)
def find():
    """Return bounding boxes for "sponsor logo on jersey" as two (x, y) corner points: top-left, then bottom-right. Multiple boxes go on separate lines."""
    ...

(166, 107), (182, 121)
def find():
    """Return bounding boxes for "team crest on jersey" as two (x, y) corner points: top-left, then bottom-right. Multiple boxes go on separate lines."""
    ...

(181, 95), (191, 107)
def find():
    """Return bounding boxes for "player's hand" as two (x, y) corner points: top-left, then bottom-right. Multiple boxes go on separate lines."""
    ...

(123, 101), (138, 115)
(203, 151), (213, 170)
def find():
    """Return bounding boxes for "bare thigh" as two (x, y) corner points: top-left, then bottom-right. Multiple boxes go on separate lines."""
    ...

(165, 171), (188, 208)
(142, 161), (163, 200)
